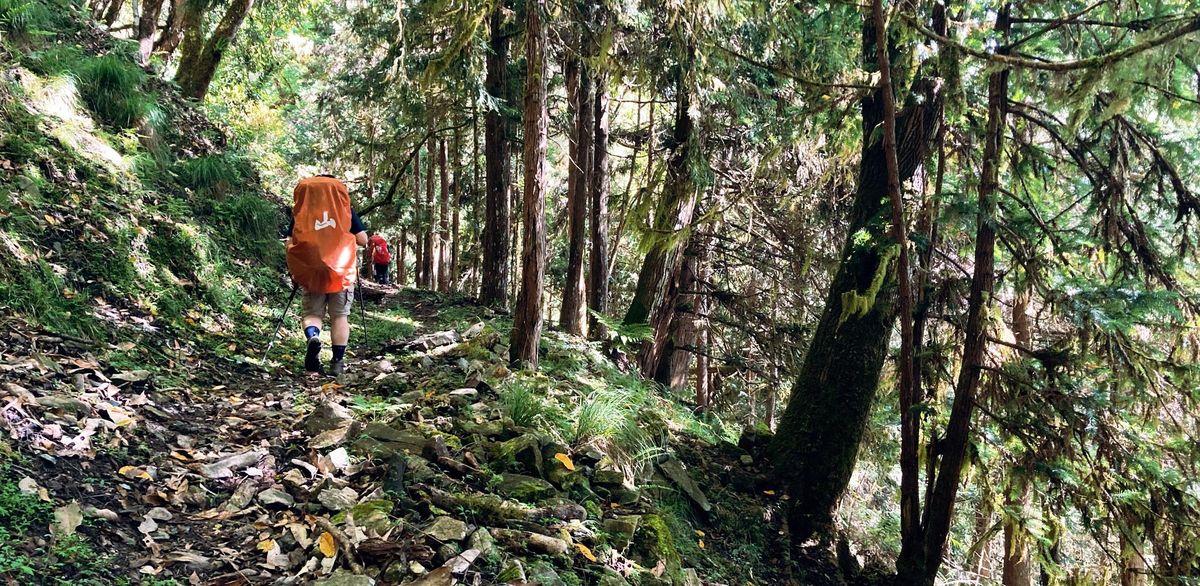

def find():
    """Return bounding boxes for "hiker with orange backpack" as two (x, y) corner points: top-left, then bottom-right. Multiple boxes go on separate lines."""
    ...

(285, 175), (368, 376)
(367, 232), (391, 284)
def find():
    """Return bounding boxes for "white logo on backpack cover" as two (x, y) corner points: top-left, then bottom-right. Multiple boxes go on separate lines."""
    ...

(314, 211), (336, 231)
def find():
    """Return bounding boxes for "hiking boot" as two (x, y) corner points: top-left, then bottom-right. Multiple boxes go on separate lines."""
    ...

(304, 336), (322, 373)
(329, 360), (345, 376)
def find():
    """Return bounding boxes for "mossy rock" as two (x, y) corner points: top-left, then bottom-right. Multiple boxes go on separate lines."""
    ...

(631, 514), (681, 579)
(495, 473), (557, 502)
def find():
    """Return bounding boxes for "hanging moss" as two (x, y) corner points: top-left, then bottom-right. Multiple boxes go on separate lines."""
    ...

(838, 243), (898, 325)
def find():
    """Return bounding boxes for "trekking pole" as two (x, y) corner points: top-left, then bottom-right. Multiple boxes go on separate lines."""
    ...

(357, 283), (368, 353)
(262, 281), (300, 366)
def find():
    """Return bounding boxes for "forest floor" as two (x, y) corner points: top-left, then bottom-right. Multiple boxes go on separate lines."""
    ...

(0, 285), (798, 585)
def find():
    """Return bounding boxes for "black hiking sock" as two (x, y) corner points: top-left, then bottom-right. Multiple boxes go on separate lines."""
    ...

(332, 345), (346, 363)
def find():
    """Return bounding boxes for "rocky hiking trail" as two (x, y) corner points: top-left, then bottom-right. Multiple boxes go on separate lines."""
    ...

(1, 287), (792, 585)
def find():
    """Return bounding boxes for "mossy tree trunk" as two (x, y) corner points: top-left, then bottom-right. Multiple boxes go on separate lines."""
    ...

(424, 131), (438, 289)
(174, 0), (255, 101)
(768, 14), (942, 545)
(625, 38), (700, 380)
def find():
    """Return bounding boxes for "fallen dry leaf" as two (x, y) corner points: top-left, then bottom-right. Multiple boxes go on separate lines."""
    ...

(52, 502), (83, 536)
(317, 531), (337, 557)
(554, 452), (576, 471)
(574, 542), (597, 562)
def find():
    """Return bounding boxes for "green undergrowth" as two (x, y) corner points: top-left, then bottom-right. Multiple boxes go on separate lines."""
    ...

(0, 0), (288, 365)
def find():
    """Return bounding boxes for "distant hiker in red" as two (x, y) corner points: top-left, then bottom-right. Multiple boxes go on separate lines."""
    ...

(285, 175), (367, 376)
(367, 232), (391, 284)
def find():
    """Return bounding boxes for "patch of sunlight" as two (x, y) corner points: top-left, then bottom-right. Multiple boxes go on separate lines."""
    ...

(18, 69), (128, 173)
(365, 311), (420, 328)
(0, 229), (33, 262)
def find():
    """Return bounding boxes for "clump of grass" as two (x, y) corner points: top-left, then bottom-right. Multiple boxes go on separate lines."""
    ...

(75, 54), (156, 129)
(211, 191), (281, 244)
(573, 390), (627, 444)
(501, 379), (546, 428)
(177, 153), (250, 198)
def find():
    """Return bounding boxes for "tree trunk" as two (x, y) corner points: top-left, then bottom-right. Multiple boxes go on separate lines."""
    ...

(694, 234), (712, 410)
(658, 240), (699, 391)
(560, 57), (591, 336)
(414, 147), (425, 287)
(154, 0), (186, 57)
(425, 132), (438, 290)
(625, 39), (700, 381)
(102, 0), (124, 26)
(509, 0), (547, 368)
(438, 137), (451, 292)
(481, 1), (512, 307)
(588, 68), (611, 338)
(451, 125), (462, 291)
(397, 228), (408, 287)
(1003, 274), (1033, 586)
(471, 108), (482, 297)
(174, 0), (255, 100)
(136, 0), (165, 64)
(920, 10), (1009, 581)
(768, 15), (942, 544)
(870, 0), (921, 574)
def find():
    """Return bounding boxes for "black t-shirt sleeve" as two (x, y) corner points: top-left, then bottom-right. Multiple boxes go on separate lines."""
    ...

(350, 210), (366, 234)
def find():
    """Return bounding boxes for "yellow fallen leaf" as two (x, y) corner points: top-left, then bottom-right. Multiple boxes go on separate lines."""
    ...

(257, 539), (275, 552)
(320, 382), (343, 391)
(118, 465), (138, 476)
(763, 490), (776, 496)
(574, 543), (597, 562)
(694, 530), (705, 537)
(699, 539), (705, 550)
(318, 531), (337, 557)
(554, 453), (575, 471)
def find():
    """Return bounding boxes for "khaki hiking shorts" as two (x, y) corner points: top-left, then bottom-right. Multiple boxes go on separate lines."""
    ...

(302, 287), (354, 318)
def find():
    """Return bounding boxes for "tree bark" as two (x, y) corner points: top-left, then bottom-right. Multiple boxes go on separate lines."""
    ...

(425, 133), (438, 289)
(414, 147), (425, 287)
(625, 39), (700, 382)
(589, 68), (611, 338)
(481, 1), (513, 307)
(451, 125), (462, 292)
(471, 108), (482, 297)
(174, 0), (255, 100)
(561, 57), (591, 336)
(768, 14), (942, 544)
(397, 227), (408, 287)
(694, 233), (712, 410)
(154, 0), (186, 57)
(509, 0), (547, 368)
(438, 137), (451, 292)
(136, 0), (165, 64)
(920, 9), (1009, 581)
(657, 240), (699, 391)
(102, 0), (124, 26)
(1003, 274), (1033, 586)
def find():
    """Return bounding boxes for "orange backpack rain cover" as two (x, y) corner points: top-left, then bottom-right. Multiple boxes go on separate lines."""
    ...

(286, 177), (357, 294)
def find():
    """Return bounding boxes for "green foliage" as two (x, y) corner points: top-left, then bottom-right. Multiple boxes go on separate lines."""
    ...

(177, 154), (252, 198)
(75, 54), (157, 129)
(0, 0), (51, 43)
(590, 311), (651, 354)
